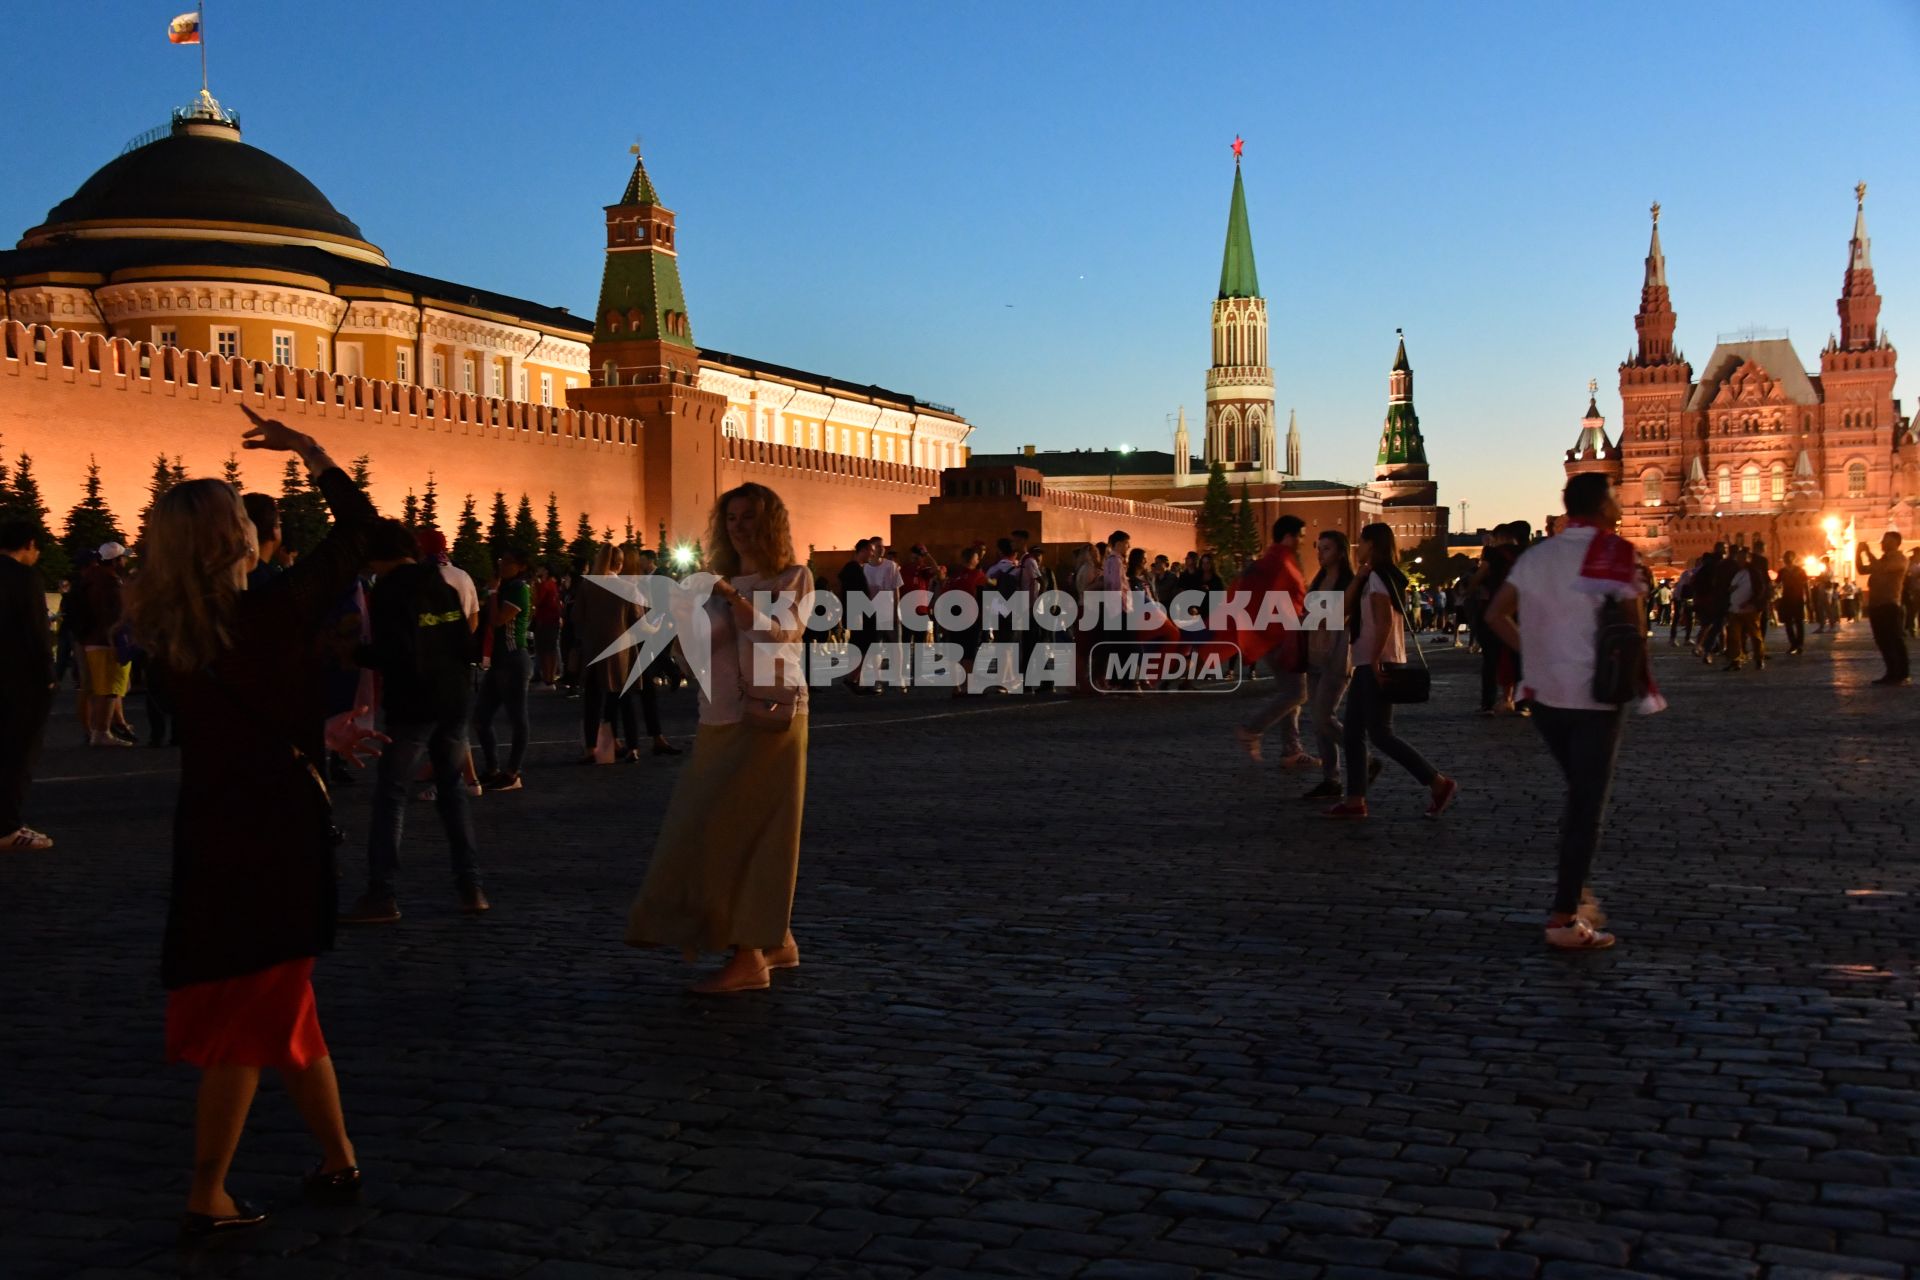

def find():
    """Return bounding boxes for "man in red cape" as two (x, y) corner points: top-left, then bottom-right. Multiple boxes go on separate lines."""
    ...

(1226, 516), (1312, 763)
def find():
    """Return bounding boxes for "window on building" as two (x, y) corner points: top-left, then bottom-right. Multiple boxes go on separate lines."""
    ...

(213, 327), (240, 359)
(395, 349), (412, 383)
(1716, 465), (1731, 505)
(840, 427), (850, 453)
(809, 423), (821, 450)
(884, 436), (895, 462)
(1740, 464), (1760, 504)
(272, 332), (294, 366)
(491, 364), (504, 398)
(431, 354), (446, 388)
(516, 369), (528, 401)
(1769, 462), (1786, 504)
(315, 338), (328, 373)
(565, 377), (578, 391)
(723, 416), (743, 439)
(1848, 461), (1868, 497)
(1641, 470), (1661, 505)
(153, 325), (178, 349)
(540, 373), (553, 406)
(461, 357), (475, 393)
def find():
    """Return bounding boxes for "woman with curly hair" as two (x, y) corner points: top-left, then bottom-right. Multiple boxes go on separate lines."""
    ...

(127, 410), (384, 1240)
(625, 483), (813, 994)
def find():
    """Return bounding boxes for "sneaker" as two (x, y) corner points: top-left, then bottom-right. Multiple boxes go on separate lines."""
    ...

(3, 827), (53, 852)
(1276, 751), (1321, 771)
(457, 886), (491, 914)
(1301, 779), (1342, 801)
(1322, 800), (1368, 819)
(1425, 777), (1459, 819)
(339, 895), (401, 925)
(416, 785), (437, 803)
(461, 780), (484, 798)
(487, 773), (523, 793)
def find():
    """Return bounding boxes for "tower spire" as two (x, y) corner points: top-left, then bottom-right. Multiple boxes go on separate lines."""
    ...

(1632, 200), (1678, 365)
(1837, 180), (1881, 351)
(1218, 154), (1260, 300)
(1377, 331), (1427, 468)
(1285, 407), (1301, 477)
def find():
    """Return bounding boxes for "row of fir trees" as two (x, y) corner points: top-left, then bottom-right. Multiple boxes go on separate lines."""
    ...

(0, 436), (622, 590)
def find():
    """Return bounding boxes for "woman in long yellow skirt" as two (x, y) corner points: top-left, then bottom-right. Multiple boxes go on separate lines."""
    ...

(625, 483), (812, 994)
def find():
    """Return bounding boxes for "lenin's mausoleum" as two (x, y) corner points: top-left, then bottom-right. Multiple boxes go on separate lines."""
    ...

(1565, 190), (1919, 573)
(0, 93), (1203, 562)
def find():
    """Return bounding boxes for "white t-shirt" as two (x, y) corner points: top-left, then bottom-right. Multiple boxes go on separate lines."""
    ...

(437, 562), (480, 621)
(1505, 525), (1644, 711)
(1352, 575), (1406, 665)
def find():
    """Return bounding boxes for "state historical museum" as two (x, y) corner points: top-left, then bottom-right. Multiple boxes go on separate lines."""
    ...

(1566, 188), (1918, 571)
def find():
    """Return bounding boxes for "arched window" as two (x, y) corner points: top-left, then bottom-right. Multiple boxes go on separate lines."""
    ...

(601, 360), (616, 386)
(722, 415), (744, 440)
(1740, 463), (1760, 504)
(1716, 464), (1732, 505)
(1848, 461), (1868, 497)
(1769, 461), (1786, 504)
(1641, 469), (1662, 505)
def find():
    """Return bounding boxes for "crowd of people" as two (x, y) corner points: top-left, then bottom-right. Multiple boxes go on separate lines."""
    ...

(2, 413), (1914, 1243)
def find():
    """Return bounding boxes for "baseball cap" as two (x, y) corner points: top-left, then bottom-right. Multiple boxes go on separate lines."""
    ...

(98, 542), (127, 561)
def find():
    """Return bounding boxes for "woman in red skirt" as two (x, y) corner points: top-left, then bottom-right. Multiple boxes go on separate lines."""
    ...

(128, 411), (383, 1241)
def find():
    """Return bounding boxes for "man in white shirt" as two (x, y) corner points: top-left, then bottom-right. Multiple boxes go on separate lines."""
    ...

(862, 539), (905, 689)
(1486, 472), (1656, 951)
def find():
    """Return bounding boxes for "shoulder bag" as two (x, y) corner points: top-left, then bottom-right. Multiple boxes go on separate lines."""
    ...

(1375, 582), (1431, 705)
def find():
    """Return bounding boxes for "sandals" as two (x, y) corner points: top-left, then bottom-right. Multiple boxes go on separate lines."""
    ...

(1544, 917), (1616, 950)
(691, 965), (770, 995)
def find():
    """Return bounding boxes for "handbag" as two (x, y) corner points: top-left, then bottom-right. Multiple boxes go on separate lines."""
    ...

(1590, 594), (1648, 704)
(1374, 586), (1431, 705)
(734, 573), (801, 732)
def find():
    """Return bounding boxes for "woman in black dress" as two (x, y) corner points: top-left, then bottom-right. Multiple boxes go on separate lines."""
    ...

(127, 412), (383, 1239)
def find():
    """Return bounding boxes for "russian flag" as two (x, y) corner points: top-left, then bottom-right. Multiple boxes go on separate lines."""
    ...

(167, 11), (201, 44)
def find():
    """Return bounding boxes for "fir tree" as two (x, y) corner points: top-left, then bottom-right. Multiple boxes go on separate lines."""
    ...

(171, 456), (187, 486)
(511, 493), (540, 562)
(487, 491), (512, 553)
(278, 458), (330, 556)
(61, 456), (128, 565)
(419, 473), (440, 532)
(1197, 461), (1236, 559)
(1231, 483), (1260, 576)
(0, 435), (12, 505)
(452, 494), (493, 584)
(567, 511), (597, 567)
(541, 491), (565, 566)
(349, 454), (372, 491)
(135, 454), (179, 556)
(402, 489), (419, 527)
(8, 453), (70, 584)
(222, 453), (244, 490)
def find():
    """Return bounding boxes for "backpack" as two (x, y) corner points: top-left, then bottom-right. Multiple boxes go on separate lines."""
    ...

(1591, 594), (1649, 705)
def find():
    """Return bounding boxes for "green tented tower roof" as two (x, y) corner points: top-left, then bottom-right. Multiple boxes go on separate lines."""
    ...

(1218, 165), (1261, 300)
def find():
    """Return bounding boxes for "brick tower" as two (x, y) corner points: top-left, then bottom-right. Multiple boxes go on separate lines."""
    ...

(1372, 330), (1437, 508)
(1564, 379), (1620, 482)
(1205, 142), (1279, 478)
(1615, 202), (1690, 549)
(1817, 183), (1899, 509)
(566, 146), (728, 545)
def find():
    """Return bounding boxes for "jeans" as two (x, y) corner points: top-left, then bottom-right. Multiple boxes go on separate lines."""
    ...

(1306, 664), (1351, 783)
(1476, 629), (1509, 710)
(582, 679), (661, 748)
(0, 685), (52, 833)
(1344, 666), (1438, 798)
(1531, 704), (1626, 915)
(367, 712), (481, 899)
(1244, 667), (1307, 754)
(474, 649), (533, 775)
(1867, 604), (1909, 681)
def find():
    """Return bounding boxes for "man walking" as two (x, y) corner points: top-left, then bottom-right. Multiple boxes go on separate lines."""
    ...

(838, 539), (877, 694)
(1233, 515), (1312, 766)
(0, 521), (55, 851)
(1857, 532), (1911, 686)
(1776, 550), (1809, 656)
(1722, 546), (1764, 671)
(343, 520), (487, 922)
(1486, 473), (1662, 951)
(474, 546), (535, 790)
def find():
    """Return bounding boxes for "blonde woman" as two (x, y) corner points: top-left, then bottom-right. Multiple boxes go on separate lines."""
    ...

(126, 411), (384, 1240)
(626, 483), (812, 994)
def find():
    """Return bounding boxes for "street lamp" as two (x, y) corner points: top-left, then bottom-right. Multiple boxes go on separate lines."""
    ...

(1109, 444), (1133, 497)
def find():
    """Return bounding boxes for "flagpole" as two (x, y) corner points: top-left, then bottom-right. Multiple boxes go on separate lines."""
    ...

(198, 1), (207, 95)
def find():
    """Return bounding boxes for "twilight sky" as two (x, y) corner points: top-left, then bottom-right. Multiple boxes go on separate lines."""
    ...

(5, 1), (1916, 526)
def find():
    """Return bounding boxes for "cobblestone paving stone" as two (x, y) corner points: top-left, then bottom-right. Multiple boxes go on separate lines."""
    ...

(1, 628), (1916, 1279)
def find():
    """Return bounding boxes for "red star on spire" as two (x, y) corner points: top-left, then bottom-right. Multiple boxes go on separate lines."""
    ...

(1231, 135), (1244, 161)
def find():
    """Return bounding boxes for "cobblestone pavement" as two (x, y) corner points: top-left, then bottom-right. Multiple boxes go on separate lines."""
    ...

(3, 626), (1917, 1280)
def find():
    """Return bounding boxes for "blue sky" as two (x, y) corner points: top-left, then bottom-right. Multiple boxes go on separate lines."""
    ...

(6, 1), (1917, 525)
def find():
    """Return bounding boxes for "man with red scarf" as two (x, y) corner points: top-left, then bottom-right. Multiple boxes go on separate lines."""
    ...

(1486, 472), (1663, 952)
(1230, 515), (1312, 764)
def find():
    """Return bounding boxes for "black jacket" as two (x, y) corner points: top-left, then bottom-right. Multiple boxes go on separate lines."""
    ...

(161, 468), (377, 989)
(0, 555), (53, 708)
(358, 563), (470, 724)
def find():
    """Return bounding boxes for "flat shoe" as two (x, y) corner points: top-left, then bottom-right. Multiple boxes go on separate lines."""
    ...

(179, 1198), (268, 1243)
(691, 966), (770, 995)
(763, 944), (800, 970)
(304, 1164), (362, 1206)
